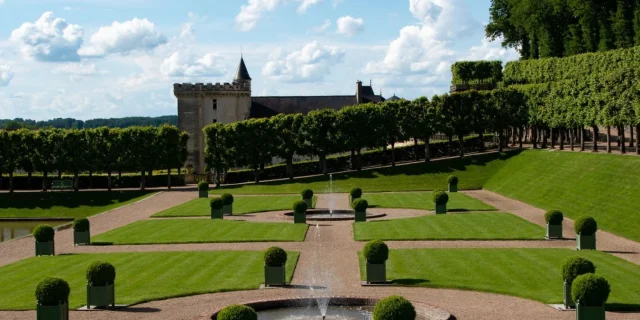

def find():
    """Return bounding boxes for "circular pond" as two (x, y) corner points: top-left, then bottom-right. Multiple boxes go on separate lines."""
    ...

(283, 210), (386, 221)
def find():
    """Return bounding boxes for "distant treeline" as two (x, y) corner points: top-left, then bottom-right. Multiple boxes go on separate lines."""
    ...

(0, 115), (178, 130)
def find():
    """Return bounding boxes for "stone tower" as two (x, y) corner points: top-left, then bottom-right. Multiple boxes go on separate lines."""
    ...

(174, 57), (252, 173)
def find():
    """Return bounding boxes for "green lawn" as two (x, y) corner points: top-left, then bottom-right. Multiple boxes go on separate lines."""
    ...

(92, 219), (308, 244)
(0, 251), (299, 310)
(0, 191), (155, 219)
(359, 248), (640, 310)
(153, 195), (318, 217)
(484, 149), (640, 242)
(353, 213), (544, 241)
(364, 191), (495, 211)
(211, 151), (517, 195)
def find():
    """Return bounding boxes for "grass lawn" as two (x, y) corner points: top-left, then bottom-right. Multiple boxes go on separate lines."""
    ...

(211, 151), (517, 195)
(484, 149), (640, 242)
(353, 213), (544, 241)
(92, 219), (308, 244)
(359, 248), (640, 310)
(0, 191), (155, 219)
(153, 195), (318, 217)
(0, 251), (299, 310)
(364, 191), (495, 211)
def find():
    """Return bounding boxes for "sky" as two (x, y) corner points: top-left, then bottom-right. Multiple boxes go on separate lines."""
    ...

(0, 0), (519, 121)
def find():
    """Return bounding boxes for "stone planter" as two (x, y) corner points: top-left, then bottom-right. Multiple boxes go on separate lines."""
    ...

(448, 183), (458, 193)
(36, 241), (55, 256)
(435, 204), (447, 214)
(294, 212), (306, 224)
(546, 224), (563, 239)
(366, 262), (386, 284)
(303, 198), (312, 208)
(198, 190), (208, 198)
(355, 211), (367, 222)
(74, 230), (90, 246)
(575, 303), (605, 320)
(563, 280), (574, 308)
(577, 234), (596, 250)
(211, 208), (223, 219)
(264, 265), (286, 286)
(36, 302), (68, 320)
(223, 204), (233, 215)
(87, 284), (115, 309)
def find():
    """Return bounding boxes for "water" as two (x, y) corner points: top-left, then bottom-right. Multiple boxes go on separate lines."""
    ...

(0, 220), (70, 242)
(309, 224), (332, 317)
(258, 306), (373, 320)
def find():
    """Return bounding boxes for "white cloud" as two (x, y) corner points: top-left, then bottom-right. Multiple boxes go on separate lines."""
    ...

(298, 0), (323, 13)
(464, 37), (519, 61)
(78, 18), (167, 57)
(10, 11), (84, 62)
(332, 0), (343, 8)
(0, 65), (14, 86)
(262, 41), (344, 82)
(312, 20), (331, 33)
(51, 62), (106, 81)
(236, 0), (323, 31)
(160, 52), (226, 77)
(336, 16), (364, 37)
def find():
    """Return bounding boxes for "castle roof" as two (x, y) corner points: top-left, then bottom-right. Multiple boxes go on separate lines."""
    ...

(387, 94), (401, 101)
(250, 95), (357, 118)
(234, 57), (251, 81)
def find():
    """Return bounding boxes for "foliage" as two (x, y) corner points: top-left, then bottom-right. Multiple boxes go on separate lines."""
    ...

(293, 200), (308, 213)
(198, 181), (209, 191)
(86, 261), (116, 286)
(447, 175), (459, 185)
(352, 198), (368, 212)
(572, 274), (611, 306)
(562, 257), (596, 283)
(217, 305), (258, 320)
(301, 189), (313, 199)
(210, 198), (224, 209)
(221, 193), (234, 205)
(0, 115), (177, 130)
(574, 216), (598, 236)
(363, 240), (389, 264)
(33, 225), (55, 242)
(72, 218), (90, 232)
(35, 277), (70, 306)
(544, 210), (564, 225)
(451, 61), (503, 85)
(432, 189), (449, 205)
(350, 187), (363, 198)
(373, 296), (416, 320)
(264, 247), (287, 267)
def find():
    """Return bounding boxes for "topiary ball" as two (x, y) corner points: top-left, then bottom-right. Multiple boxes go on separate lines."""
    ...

(210, 198), (224, 209)
(363, 240), (389, 264)
(544, 210), (564, 225)
(35, 277), (70, 306)
(373, 296), (416, 320)
(86, 261), (116, 286)
(432, 189), (449, 205)
(352, 199), (368, 212)
(197, 181), (209, 191)
(350, 187), (363, 198)
(221, 193), (234, 205)
(574, 216), (598, 236)
(447, 175), (459, 185)
(217, 304), (258, 320)
(562, 257), (596, 283)
(72, 218), (90, 232)
(293, 200), (308, 213)
(301, 189), (314, 199)
(264, 247), (287, 267)
(33, 225), (55, 242)
(571, 274), (611, 307)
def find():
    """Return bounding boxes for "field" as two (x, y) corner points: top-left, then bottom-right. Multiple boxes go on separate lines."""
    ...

(153, 195), (317, 217)
(364, 191), (495, 211)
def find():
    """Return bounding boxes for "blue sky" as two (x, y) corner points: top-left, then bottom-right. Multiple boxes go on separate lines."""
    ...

(0, 0), (518, 120)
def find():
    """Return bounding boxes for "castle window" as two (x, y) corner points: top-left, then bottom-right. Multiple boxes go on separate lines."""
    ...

(213, 119), (217, 123)
(212, 99), (217, 110)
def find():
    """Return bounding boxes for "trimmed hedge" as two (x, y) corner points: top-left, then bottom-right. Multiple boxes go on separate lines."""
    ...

(562, 257), (596, 283)
(447, 175), (459, 185)
(350, 187), (363, 199)
(264, 247), (287, 267)
(571, 274), (611, 307)
(72, 218), (90, 232)
(452, 60), (503, 85)
(432, 189), (449, 205)
(544, 210), (564, 225)
(198, 181), (209, 191)
(221, 193), (234, 205)
(35, 277), (70, 306)
(352, 199), (368, 212)
(373, 295), (416, 320)
(0, 173), (185, 190)
(217, 304), (258, 320)
(33, 225), (55, 242)
(86, 261), (116, 286)
(574, 216), (598, 236)
(363, 240), (389, 264)
(293, 200), (308, 214)
(301, 189), (313, 199)
(210, 198), (224, 209)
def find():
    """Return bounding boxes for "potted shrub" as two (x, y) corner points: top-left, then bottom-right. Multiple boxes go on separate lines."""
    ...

(197, 181), (209, 198)
(264, 247), (287, 286)
(545, 210), (564, 239)
(301, 189), (314, 208)
(293, 200), (308, 224)
(210, 198), (224, 219)
(86, 261), (116, 309)
(364, 240), (389, 284)
(221, 193), (234, 215)
(217, 304), (258, 320)
(349, 187), (363, 204)
(373, 296), (416, 320)
(572, 274), (610, 320)
(433, 189), (449, 214)
(72, 218), (90, 246)
(561, 257), (596, 309)
(575, 216), (598, 250)
(34, 225), (55, 256)
(36, 277), (70, 320)
(447, 175), (459, 192)
(353, 199), (368, 222)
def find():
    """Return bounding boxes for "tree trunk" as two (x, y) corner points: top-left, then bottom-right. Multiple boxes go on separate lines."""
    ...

(518, 127), (523, 148)
(356, 149), (362, 170)
(414, 138), (420, 161)
(140, 170), (146, 191)
(559, 128), (565, 150)
(254, 167), (260, 184)
(636, 124), (640, 155)
(107, 169), (112, 192)
(448, 135), (453, 151)
(550, 128), (555, 149)
(286, 157), (294, 179)
(58, 171), (62, 179)
(167, 167), (172, 190)
(569, 128), (574, 151)
(424, 136), (431, 162)
(28, 171), (32, 189)
(497, 131), (503, 152)
(617, 126), (621, 147)
(88, 170), (93, 189)
(118, 170), (122, 180)
(260, 162), (265, 174)
(320, 154), (328, 175)
(580, 128), (585, 151)
(511, 128), (517, 146)
(478, 132), (485, 152)
(350, 149), (356, 170)
(630, 125), (635, 148)
(9, 171), (14, 193)
(592, 126), (599, 152)
(215, 169), (221, 187)
(606, 126), (612, 153)
(542, 128), (548, 148)
(73, 171), (79, 192)
(147, 170), (153, 187)
(43, 170), (48, 192)
(391, 143), (396, 166)
(533, 127), (538, 149)
(620, 126), (626, 154)
(458, 135), (465, 157)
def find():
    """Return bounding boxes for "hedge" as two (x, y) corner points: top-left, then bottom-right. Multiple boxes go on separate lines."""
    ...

(35, 277), (70, 306)
(363, 240), (389, 264)
(373, 296), (416, 320)
(264, 247), (287, 267)
(452, 60), (503, 85)
(86, 261), (116, 286)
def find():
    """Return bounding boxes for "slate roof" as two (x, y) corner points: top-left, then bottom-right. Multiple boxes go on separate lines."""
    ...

(250, 95), (357, 118)
(234, 58), (252, 81)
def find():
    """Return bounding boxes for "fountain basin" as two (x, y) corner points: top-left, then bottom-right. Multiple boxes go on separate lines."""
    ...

(283, 210), (386, 221)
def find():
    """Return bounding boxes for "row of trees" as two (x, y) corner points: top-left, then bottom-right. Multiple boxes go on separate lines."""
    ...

(0, 125), (189, 192)
(0, 116), (177, 130)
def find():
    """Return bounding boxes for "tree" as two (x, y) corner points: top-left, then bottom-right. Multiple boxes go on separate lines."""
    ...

(84, 128), (102, 189)
(204, 123), (229, 186)
(412, 97), (437, 161)
(378, 101), (405, 166)
(229, 119), (272, 183)
(303, 109), (338, 175)
(158, 125), (181, 190)
(33, 129), (62, 191)
(93, 127), (118, 191)
(612, 0), (634, 49)
(62, 129), (88, 191)
(269, 114), (304, 179)
(18, 129), (36, 188)
(178, 132), (190, 180)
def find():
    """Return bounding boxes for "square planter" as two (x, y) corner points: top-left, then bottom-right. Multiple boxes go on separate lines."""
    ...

(74, 230), (90, 245)
(435, 204), (447, 214)
(211, 208), (223, 219)
(198, 190), (208, 198)
(366, 262), (386, 284)
(87, 284), (115, 309)
(36, 302), (68, 320)
(546, 224), (563, 239)
(448, 183), (458, 193)
(294, 212), (306, 224)
(575, 304), (605, 320)
(223, 204), (233, 215)
(355, 211), (367, 222)
(264, 265), (286, 286)
(577, 234), (596, 250)
(303, 198), (312, 208)
(563, 280), (574, 309)
(36, 241), (55, 256)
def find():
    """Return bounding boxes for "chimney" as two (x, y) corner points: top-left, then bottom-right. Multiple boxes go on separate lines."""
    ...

(356, 80), (363, 104)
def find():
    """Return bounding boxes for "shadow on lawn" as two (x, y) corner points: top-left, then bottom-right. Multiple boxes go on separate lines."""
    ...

(0, 190), (152, 210)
